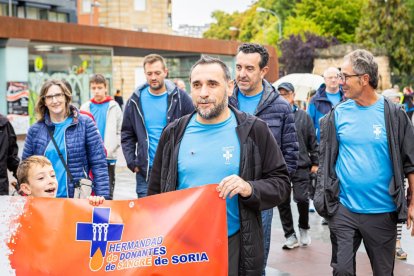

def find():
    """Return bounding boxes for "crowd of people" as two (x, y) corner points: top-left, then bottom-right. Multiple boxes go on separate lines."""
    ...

(0, 43), (413, 276)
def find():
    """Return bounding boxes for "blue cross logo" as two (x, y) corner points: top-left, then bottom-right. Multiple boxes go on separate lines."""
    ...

(76, 207), (124, 258)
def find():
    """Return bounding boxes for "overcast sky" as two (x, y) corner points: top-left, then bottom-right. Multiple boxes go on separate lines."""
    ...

(172, 0), (254, 30)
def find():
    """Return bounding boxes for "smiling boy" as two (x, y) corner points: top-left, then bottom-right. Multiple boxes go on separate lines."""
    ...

(17, 155), (104, 206)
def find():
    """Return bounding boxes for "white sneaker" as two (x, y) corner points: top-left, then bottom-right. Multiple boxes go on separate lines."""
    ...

(309, 200), (315, 212)
(282, 233), (299, 249)
(299, 228), (311, 246)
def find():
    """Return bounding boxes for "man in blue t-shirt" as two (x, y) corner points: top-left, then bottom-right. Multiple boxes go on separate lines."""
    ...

(308, 66), (344, 226)
(229, 43), (298, 273)
(121, 54), (194, 198)
(81, 74), (123, 200)
(307, 66), (344, 142)
(148, 55), (290, 275)
(315, 49), (414, 275)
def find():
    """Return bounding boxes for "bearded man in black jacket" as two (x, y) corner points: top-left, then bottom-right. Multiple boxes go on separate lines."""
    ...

(148, 55), (290, 276)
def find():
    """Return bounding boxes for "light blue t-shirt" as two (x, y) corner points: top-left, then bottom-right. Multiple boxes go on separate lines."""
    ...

(178, 111), (241, 236)
(237, 90), (263, 115)
(335, 96), (396, 213)
(326, 91), (341, 107)
(90, 102), (110, 142)
(45, 117), (73, 198)
(141, 87), (168, 166)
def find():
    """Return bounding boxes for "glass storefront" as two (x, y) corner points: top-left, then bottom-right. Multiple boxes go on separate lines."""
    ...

(165, 54), (235, 92)
(28, 43), (112, 124)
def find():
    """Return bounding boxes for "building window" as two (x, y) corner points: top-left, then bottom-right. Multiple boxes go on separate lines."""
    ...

(134, 0), (146, 11)
(48, 11), (58, 22)
(38, 10), (68, 22)
(82, 0), (92, 13)
(0, 3), (11, 16)
(57, 13), (68, 22)
(26, 7), (40, 20)
(17, 6), (25, 18)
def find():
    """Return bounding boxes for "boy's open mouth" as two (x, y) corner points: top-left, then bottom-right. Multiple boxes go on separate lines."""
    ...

(44, 187), (56, 194)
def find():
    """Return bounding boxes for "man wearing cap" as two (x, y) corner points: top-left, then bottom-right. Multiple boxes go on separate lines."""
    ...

(278, 82), (319, 248)
(229, 43), (298, 274)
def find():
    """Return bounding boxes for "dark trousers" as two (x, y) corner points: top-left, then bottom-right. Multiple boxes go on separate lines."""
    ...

(228, 231), (240, 276)
(136, 167), (152, 198)
(108, 163), (116, 200)
(329, 203), (397, 276)
(0, 181), (8, 195)
(278, 168), (311, 237)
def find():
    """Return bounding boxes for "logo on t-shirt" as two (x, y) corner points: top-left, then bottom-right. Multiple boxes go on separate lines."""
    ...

(373, 124), (382, 139)
(222, 146), (235, 165)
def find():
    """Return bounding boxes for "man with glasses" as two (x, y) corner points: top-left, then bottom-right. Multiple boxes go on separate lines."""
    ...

(307, 67), (344, 142)
(314, 49), (414, 275)
(308, 67), (344, 225)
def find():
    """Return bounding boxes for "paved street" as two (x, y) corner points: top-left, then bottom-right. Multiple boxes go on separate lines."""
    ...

(14, 139), (414, 275)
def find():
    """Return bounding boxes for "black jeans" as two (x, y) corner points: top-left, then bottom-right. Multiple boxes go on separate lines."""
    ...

(278, 168), (311, 237)
(108, 163), (116, 199)
(228, 231), (240, 276)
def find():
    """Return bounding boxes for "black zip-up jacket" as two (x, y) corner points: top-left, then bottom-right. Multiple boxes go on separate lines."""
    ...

(0, 114), (19, 195)
(121, 80), (194, 181)
(314, 97), (414, 222)
(148, 106), (291, 275)
(293, 106), (318, 169)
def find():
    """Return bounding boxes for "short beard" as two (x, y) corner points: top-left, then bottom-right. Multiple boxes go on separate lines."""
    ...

(150, 81), (164, 92)
(195, 95), (228, 120)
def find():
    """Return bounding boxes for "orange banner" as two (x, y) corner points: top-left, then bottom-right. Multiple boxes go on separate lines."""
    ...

(3, 185), (227, 275)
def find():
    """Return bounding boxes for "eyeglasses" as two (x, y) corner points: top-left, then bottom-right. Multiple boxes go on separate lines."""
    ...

(325, 76), (339, 81)
(44, 93), (64, 102)
(338, 73), (362, 84)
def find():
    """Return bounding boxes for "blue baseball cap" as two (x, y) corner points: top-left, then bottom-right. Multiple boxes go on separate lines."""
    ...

(277, 82), (295, 92)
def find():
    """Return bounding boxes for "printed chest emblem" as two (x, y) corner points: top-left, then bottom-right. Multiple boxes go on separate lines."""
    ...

(373, 124), (382, 139)
(222, 146), (235, 165)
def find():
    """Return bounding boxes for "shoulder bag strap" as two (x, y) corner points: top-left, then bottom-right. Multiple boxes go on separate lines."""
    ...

(46, 127), (74, 183)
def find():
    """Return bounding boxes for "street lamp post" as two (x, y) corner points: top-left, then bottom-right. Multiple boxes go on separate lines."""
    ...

(229, 26), (239, 40)
(256, 7), (282, 40)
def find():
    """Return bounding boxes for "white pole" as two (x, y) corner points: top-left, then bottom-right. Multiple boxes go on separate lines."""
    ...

(8, 0), (12, 17)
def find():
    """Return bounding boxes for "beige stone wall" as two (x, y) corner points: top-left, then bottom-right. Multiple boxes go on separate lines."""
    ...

(313, 44), (391, 91)
(98, 0), (172, 34)
(112, 56), (144, 100)
(98, 0), (173, 100)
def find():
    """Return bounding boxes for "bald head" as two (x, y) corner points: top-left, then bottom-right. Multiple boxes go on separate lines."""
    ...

(323, 67), (340, 77)
(323, 67), (340, 93)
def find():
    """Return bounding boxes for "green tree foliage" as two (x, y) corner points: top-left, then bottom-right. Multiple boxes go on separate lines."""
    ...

(294, 0), (365, 43)
(203, 11), (242, 40)
(283, 16), (324, 38)
(204, 0), (365, 44)
(356, 0), (414, 82)
(255, 0), (299, 24)
(203, 4), (283, 46)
